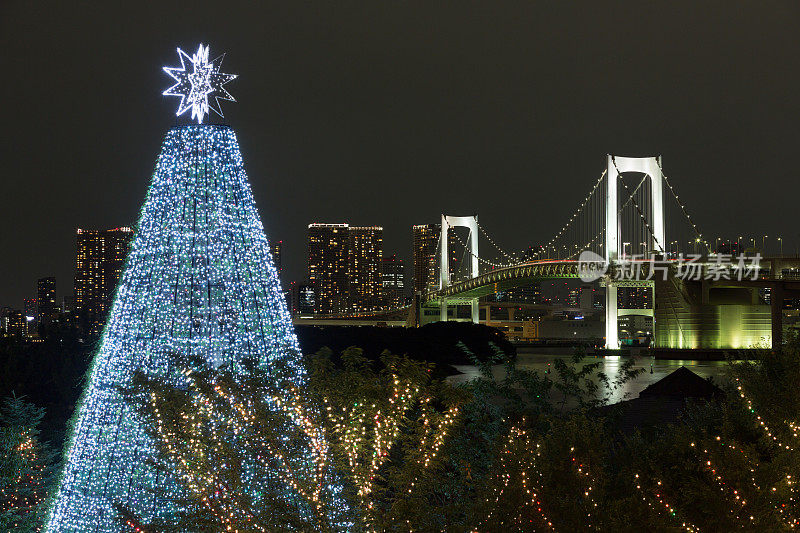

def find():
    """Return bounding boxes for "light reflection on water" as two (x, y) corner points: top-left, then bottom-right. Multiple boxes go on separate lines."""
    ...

(448, 348), (730, 405)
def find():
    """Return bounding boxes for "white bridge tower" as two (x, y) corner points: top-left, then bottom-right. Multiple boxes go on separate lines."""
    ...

(605, 155), (665, 349)
(440, 214), (479, 323)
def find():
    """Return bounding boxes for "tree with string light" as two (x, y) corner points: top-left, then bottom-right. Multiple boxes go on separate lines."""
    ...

(632, 337), (800, 530)
(306, 347), (467, 531)
(119, 352), (351, 532)
(118, 347), (465, 531)
(0, 396), (57, 532)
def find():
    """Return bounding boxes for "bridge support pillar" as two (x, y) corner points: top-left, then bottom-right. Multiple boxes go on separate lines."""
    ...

(604, 155), (665, 350)
(440, 214), (480, 325)
(605, 282), (619, 349)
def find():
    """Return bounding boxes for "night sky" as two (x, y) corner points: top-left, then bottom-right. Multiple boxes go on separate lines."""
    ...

(1, 2), (799, 307)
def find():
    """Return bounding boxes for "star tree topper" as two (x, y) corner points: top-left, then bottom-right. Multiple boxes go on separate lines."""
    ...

(163, 44), (237, 124)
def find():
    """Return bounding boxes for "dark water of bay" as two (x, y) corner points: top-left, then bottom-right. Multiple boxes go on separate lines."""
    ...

(448, 347), (730, 405)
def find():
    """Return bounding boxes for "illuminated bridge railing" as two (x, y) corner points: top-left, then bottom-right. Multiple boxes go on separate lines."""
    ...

(424, 260), (581, 303)
(423, 256), (800, 305)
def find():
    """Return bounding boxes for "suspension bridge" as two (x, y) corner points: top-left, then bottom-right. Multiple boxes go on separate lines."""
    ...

(307, 155), (800, 352)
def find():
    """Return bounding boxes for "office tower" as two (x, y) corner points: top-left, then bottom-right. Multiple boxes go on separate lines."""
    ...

(567, 288), (580, 307)
(307, 223), (350, 314)
(37, 277), (57, 330)
(382, 254), (405, 308)
(491, 283), (542, 304)
(0, 307), (9, 335)
(618, 286), (652, 309)
(3, 309), (26, 338)
(290, 281), (316, 316)
(62, 295), (76, 313)
(74, 227), (134, 334)
(567, 285), (594, 309)
(412, 224), (458, 294)
(270, 239), (283, 278)
(23, 297), (37, 325)
(349, 226), (383, 311)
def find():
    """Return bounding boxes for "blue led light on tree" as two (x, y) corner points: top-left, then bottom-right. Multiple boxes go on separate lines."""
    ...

(45, 46), (315, 531)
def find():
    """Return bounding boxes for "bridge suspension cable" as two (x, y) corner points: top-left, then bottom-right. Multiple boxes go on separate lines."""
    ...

(476, 221), (521, 264)
(444, 167), (659, 272)
(436, 156), (713, 291)
(655, 159), (709, 254)
(444, 219), (509, 269)
(526, 169), (608, 261)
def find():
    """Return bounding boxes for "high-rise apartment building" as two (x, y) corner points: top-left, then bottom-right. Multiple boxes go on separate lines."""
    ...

(412, 224), (458, 295)
(349, 226), (383, 311)
(37, 277), (57, 330)
(23, 298), (37, 337)
(307, 224), (350, 314)
(23, 298), (37, 323)
(618, 286), (652, 309)
(2, 309), (26, 339)
(381, 255), (405, 308)
(488, 283), (542, 304)
(269, 240), (282, 278)
(74, 227), (134, 334)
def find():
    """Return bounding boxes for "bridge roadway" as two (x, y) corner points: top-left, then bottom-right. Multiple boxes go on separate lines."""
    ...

(425, 259), (580, 303)
(423, 256), (800, 304)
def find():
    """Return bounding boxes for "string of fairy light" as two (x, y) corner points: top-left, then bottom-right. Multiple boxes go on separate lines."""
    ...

(736, 377), (798, 451)
(0, 425), (48, 530)
(696, 436), (798, 529)
(46, 123), (314, 528)
(142, 364), (349, 532)
(478, 421), (554, 531)
(569, 447), (598, 529)
(694, 441), (749, 518)
(632, 475), (700, 532)
(403, 399), (460, 497)
(321, 369), (462, 531)
(648, 378), (800, 530)
(130, 356), (800, 532)
(731, 377), (800, 527)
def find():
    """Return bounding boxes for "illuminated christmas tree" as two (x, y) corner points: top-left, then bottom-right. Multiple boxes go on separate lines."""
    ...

(46, 44), (313, 531)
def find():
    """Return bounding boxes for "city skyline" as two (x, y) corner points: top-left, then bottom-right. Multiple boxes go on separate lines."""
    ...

(3, 2), (800, 306)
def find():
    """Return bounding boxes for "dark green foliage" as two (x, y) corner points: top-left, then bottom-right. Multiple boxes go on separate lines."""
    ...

(0, 395), (57, 532)
(115, 338), (800, 531)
